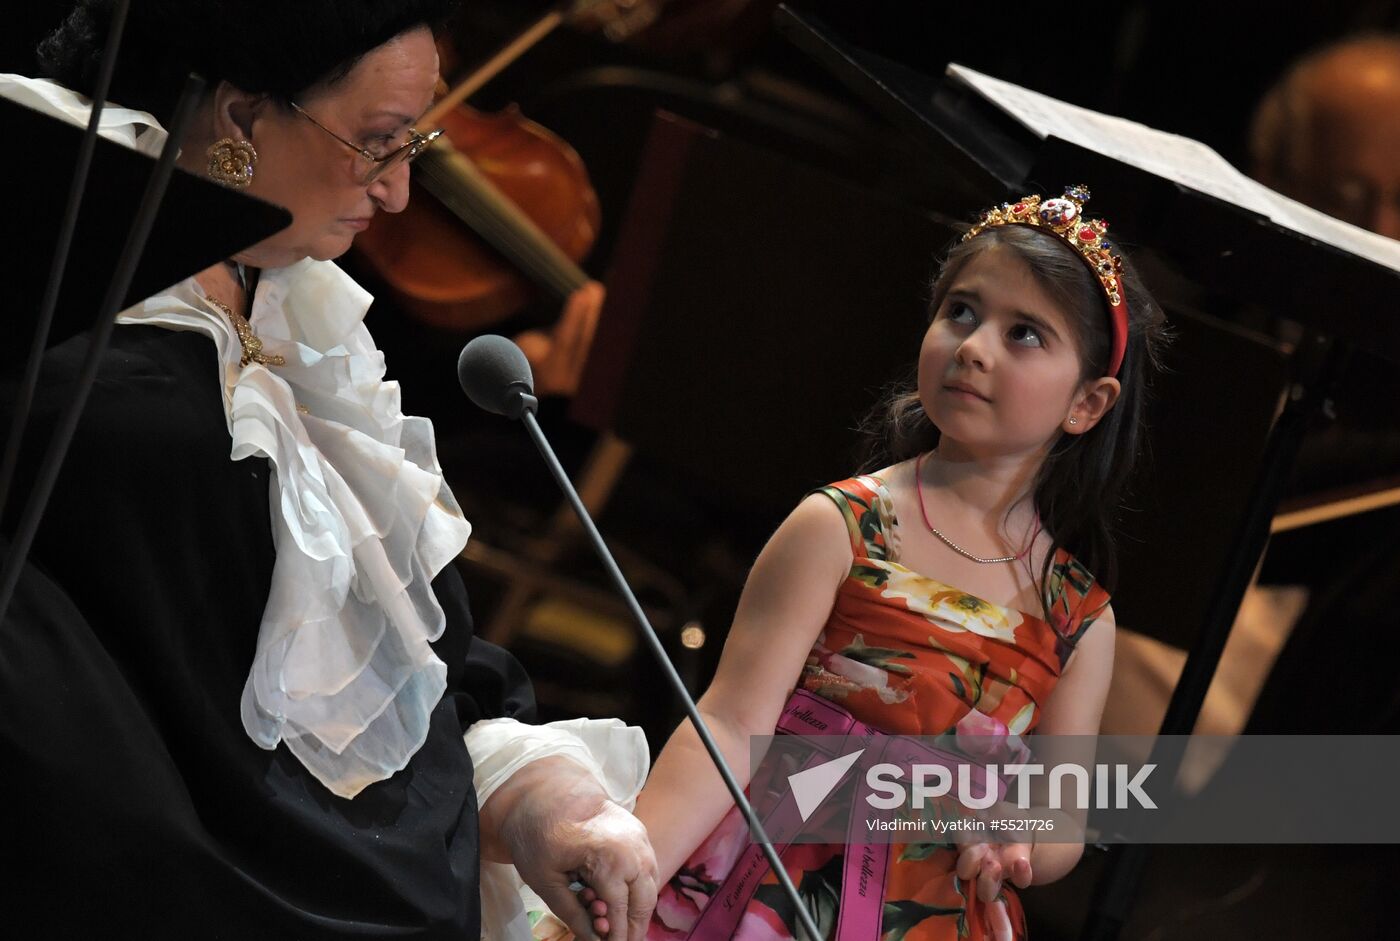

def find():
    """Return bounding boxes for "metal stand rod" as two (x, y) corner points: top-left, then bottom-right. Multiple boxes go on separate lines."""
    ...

(0, 0), (132, 513)
(520, 409), (825, 941)
(1079, 333), (1345, 940)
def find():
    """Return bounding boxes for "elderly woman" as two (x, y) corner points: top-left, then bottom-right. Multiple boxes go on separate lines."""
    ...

(0, 1), (652, 937)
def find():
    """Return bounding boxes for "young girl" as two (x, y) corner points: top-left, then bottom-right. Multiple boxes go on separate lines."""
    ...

(627, 186), (1169, 941)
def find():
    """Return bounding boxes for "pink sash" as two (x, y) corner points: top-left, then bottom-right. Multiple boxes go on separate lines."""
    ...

(685, 690), (1002, 941)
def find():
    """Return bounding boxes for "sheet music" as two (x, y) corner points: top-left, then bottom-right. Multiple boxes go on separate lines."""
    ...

(947, 63), (1400, 273)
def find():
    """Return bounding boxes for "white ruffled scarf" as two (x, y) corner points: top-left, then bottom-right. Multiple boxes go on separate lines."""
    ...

(2, 73), (472, 799)
(121, 265), (472, 798)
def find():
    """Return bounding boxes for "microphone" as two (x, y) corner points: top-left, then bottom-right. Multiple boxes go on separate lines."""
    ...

(458, 337), (823, 941)
(458, 335), (539, 420)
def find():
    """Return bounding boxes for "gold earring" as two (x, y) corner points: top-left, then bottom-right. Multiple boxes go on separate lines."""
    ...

(207, 138), (257, 188)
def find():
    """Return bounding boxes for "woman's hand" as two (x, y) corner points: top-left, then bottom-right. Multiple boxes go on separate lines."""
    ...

(955, 841), (1033, 941)
(513, 280), (604, 398)
(482, 755), (658, 941)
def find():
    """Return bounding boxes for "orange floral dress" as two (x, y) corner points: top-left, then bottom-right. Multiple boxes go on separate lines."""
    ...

(648, 475), (1110, 941)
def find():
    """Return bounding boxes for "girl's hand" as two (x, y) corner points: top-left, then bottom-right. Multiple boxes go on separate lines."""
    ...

(954, 842), (1033, 941)
(575, 883), (609, 939)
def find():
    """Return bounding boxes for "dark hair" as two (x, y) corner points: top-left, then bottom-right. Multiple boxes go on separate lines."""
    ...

(37, 0), (460, 123)
(859, 222), (1170, 608)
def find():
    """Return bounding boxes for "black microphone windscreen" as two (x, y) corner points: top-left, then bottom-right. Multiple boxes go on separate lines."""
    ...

(457, 335), (535, 416)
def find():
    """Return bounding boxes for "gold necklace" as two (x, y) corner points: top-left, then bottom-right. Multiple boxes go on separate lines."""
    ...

(914, 452), (1036, 565)
(207, 296), (285, 367)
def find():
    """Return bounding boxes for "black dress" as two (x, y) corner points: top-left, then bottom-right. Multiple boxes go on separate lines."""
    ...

(0, 323), (533, 938)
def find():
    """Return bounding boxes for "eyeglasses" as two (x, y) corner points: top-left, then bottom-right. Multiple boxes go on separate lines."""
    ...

(289, 101), (444, 184)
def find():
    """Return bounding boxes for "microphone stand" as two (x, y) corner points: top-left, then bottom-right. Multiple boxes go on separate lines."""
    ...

(515, 400), (825, 941)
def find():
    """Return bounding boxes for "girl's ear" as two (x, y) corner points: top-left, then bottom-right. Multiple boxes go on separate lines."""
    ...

(1063, 376), (1121, 434)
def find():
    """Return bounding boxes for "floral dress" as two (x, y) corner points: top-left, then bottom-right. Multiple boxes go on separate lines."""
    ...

(648, 475), (1110, 941)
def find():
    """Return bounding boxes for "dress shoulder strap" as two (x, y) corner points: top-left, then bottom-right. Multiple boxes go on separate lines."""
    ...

(809, 475), (899, 562)
(1042, 550), (1112, 664)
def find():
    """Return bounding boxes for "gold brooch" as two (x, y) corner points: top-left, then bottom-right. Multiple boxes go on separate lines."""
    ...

(207, 297), (285, 368)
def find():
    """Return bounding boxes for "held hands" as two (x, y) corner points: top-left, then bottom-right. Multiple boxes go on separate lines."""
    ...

(513, 280), (604, 398)
(955, 841), (1033, 941)
(486, 755), (658, 941)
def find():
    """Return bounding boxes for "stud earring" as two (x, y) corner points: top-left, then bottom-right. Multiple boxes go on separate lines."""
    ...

(1068, 418), (1079, 425)
(207, 138), (257, 188)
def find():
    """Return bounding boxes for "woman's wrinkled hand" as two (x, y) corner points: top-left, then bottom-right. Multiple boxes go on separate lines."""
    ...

(484, 755), (658, 941)
(513, 280), (604, 398)
(954, 841), (1033, 941)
